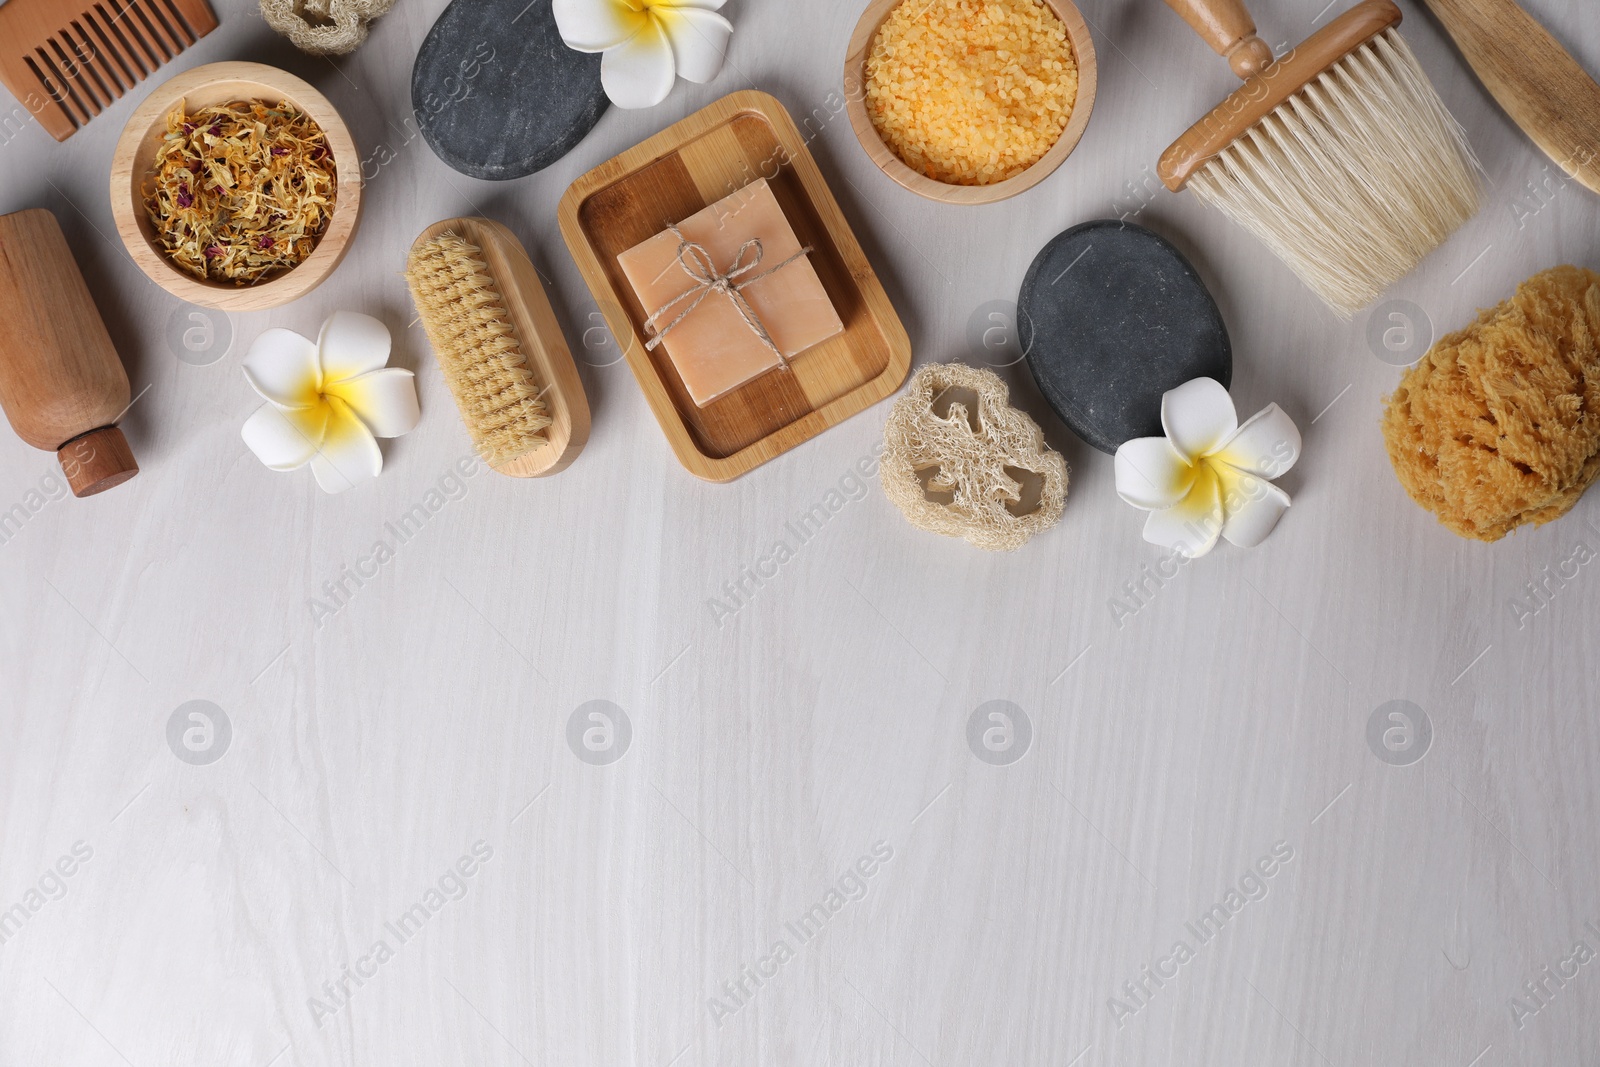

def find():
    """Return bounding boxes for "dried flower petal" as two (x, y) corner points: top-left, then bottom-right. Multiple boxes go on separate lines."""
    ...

(141, 100), (338, 285)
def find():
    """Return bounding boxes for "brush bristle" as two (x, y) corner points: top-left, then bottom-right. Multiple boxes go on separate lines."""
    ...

(405, 232), (553, 468)
(1188, 28), (1481, 318)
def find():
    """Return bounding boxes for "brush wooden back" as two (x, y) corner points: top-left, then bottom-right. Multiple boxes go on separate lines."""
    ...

(1420, 0), (1600, 195)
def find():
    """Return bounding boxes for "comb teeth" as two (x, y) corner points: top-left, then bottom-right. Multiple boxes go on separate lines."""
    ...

(0, 0), (218, 141)
(405, 232), (554, 469)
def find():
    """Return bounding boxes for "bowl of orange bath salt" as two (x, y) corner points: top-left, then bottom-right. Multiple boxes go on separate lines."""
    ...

(844, 0), (1097, 204)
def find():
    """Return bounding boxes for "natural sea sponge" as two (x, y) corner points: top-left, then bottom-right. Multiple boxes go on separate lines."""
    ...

(1382, 265), (1600, 541)
(882, 363), (1067, 550)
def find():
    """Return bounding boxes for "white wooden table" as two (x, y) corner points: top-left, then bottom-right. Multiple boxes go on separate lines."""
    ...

(1, 0), (1597, 1064)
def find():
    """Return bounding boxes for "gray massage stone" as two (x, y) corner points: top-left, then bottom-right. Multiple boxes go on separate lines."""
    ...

(1019, 219), (1232, 454)
(412, 0), (609, 181)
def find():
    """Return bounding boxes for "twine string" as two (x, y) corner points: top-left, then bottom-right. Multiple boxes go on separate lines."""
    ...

(643, 226), (814, 368)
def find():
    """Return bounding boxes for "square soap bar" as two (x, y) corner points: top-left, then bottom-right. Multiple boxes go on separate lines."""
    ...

(617, 178), (843, 407)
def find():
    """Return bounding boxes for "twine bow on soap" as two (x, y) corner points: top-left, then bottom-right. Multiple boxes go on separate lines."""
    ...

(643, 227), (814, 367)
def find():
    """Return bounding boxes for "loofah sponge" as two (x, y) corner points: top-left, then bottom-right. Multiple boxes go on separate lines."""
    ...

(882, 363), (1068, 551)
(1382, 265), (1600, 542)
(260, 0), (396, 55)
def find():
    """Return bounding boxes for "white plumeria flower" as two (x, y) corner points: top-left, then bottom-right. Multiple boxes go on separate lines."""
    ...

(240, 312), (420, 494)
(554, 0), (733, 109)
(1113, 377), (1301, 557)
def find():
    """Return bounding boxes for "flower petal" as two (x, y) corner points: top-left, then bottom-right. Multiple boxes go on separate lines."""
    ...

(308, 396), (383, 493)
(1142, 464), (1223, 557)
(318, 312), (392, 385)
(1161, 377), (1238, 460)
(658, 7), (732, 84)
(324, 368), (419, 439)
(553, 0), (649, 51)
(599, 17), (677, 109)
(652, 0), (726, 9)
(241, 401), (328, 470)
(1115, 436), (1195, 511)
(1213, 403), (1301, 479)
(1217, 465), (1292, 548)
(242, 328), (321, 408)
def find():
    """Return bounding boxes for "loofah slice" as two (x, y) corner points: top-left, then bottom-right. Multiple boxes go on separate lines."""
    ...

(1382, 265), (1600, 541)
(260, 0), (396, 55)
(881, 363), (1068, 551)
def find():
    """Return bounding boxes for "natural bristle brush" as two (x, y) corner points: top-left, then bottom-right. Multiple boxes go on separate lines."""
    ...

(1158, 0), (1482, 317)
(405, 218), (590, 477)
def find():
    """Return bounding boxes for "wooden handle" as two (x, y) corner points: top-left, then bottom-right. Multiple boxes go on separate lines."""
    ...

(1419, 0), (1600, 195)
(1164, 0), (1275, 77)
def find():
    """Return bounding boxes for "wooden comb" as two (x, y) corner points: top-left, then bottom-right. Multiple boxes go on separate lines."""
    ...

(0, 0), (218, 141)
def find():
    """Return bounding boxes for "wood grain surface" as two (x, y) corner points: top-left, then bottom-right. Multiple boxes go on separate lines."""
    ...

(0, 1), (1597, 1066)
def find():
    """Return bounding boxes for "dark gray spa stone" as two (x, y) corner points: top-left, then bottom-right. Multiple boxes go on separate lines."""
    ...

(411, 0), (608, 181)
(1018, 220), (1231, 454)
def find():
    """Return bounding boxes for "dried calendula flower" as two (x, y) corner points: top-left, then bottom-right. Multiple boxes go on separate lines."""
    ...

(142, 100), (338, 285)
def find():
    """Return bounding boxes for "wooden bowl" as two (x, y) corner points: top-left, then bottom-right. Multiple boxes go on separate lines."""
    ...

(843, 0), (1098, 205)
(110, 61), (361, 311)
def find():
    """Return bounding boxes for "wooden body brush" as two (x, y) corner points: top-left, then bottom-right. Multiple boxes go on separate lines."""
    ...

(1158, 0), (1481, 317)
(406, 218), (589, 477)
(1418, 0), (1600, 196)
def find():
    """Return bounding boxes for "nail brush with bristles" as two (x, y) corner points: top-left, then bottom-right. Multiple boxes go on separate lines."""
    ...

(405, 217), (591, 477)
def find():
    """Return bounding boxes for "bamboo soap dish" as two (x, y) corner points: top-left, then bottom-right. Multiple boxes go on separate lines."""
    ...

(558, 90), (911, 482)
(408, 217), (590, 477)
